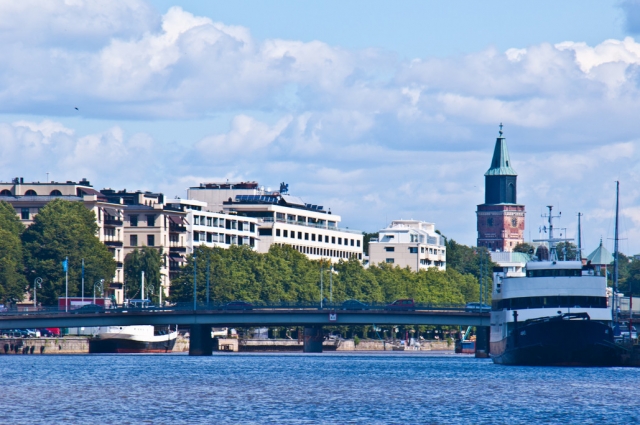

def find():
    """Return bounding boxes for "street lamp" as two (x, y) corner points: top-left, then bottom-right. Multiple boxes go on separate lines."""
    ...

(33, 277), (43, 309)
(93, 279), (104, 304)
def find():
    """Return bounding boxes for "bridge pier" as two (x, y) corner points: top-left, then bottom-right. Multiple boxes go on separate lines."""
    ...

(303, 325), (324, 353)
(475, 326), (490, 358)
(189, 324), (213, 356)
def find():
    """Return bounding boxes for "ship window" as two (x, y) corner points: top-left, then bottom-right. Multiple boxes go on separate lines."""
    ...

(496, 295), (607, 310)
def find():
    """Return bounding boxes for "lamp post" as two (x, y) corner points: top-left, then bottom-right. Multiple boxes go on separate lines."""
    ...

(93, 279), (104, 304)
(193, 255), (197, 311)
(33, 277), (43, 309)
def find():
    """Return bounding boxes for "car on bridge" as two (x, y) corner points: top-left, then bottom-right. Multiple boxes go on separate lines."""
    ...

(222, 301), (253, 311)
(385, 299), (416, 311)
(464, 302), (490, 313)
(73, 304), (105, 314)
(341, 300), (368, 310)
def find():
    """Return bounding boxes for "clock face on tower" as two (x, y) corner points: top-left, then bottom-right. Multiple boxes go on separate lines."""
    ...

(511, 217), (518, 227)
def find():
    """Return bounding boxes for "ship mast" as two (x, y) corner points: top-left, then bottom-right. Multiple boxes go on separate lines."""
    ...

(613, 181), (620, 323)
(542, 206), (561, 261)
(576, 212), (583, 261)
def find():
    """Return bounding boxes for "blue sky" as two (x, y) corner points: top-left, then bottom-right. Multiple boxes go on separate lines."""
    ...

(2, 0), (640, 255)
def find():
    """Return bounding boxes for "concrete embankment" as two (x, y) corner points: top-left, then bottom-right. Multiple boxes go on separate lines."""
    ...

(0, 337), (89, 354)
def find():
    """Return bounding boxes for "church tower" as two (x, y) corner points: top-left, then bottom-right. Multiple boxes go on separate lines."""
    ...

(476, 125), (525, 251)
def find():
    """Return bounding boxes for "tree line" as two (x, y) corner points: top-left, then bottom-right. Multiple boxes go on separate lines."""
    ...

(0, 199), (497, 307)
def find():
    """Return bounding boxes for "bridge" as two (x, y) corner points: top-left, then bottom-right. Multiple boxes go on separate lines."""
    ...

(0, 305), (490, 355)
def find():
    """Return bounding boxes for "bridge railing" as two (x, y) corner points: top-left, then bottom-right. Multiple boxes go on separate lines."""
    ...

(0, 301), (472, 317)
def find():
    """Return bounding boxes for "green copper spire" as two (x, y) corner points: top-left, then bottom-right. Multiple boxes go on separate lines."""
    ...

(485, 123), (517, 176)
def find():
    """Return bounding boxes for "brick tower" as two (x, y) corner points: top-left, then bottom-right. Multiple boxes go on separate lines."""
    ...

(476, 125), (525, 251)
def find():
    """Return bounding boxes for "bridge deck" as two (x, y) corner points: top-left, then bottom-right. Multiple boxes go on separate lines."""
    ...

(0, 308), (490, 329)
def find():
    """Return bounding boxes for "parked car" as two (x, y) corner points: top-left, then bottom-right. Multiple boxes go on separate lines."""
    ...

(341, 300), (369, 310)
(38, 328), (54, 337)
(73, 304), (104, 314)
(46, 328), (61, 337)
(465, 302), (491, 313)
(385, 299), (416, 311)
(222, 301), (253, 311)
(25, 329), (40, 338)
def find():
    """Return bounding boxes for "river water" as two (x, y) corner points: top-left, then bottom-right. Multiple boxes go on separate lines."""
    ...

(2, 352), (640, 424)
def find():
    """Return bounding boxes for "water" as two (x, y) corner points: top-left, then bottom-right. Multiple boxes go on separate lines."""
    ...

(2, 352), (640, 424)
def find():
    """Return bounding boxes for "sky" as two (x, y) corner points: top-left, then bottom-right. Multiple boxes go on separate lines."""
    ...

(2, 0), (640, 254)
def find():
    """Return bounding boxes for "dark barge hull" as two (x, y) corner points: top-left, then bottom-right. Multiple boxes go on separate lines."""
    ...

(89, 337), (176, 354)
(490, 317), (620, 366)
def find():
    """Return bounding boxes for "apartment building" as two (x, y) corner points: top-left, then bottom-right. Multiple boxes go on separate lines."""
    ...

(222, 192), (363, 263)
(368, 220), (446, 271)
(99, 190), (188, 299)
(164, 198), (259, 254)
(0, 178), (125, 301)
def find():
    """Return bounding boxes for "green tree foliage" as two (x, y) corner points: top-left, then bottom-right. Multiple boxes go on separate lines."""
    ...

(362, 232), (379, 255)
(555, 242), (578, 261)
(0, 201), (27, 303)
(169, 244), (482, 306)
(513, 242), (535, 255)
(124, 247), (163, 302)
(22, 199), (116, 305)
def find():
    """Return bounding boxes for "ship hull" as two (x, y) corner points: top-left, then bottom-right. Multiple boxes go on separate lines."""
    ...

(491, 317), (620, 366)
(89, 335), (177, 354)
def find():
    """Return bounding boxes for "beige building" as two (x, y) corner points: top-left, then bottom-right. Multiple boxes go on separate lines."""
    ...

(368, 220), (446, 271)
(0, 178), (125, 301)
(187, 181), (264, 213)
(100, 190), (188, 300)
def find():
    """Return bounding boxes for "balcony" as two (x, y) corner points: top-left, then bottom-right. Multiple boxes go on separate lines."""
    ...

(170, 246), (187, 253)
(104, 218), (123, 226)
(170, 224), (187, 233)
(104, 240), (123, 247)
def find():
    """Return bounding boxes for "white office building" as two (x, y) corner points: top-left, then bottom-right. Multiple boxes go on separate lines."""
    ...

(164, 199), (259, 254)
(368, 220), (446, 271)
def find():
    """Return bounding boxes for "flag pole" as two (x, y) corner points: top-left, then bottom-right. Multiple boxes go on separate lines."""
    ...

(65, 256), (69, 313)
(81, 258), (85, 304)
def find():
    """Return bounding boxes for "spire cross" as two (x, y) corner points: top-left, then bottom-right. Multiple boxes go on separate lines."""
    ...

(499, 122), (503, 137)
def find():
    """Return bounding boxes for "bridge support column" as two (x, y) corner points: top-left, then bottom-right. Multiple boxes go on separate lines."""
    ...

(475, 326), (490, 358)
(189, 324), (212, 356)
(303, 325), (323, 353)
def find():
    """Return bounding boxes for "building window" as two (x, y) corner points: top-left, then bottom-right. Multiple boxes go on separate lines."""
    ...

(284, 230), (288, 237)
(338, 237), (342, 245)
(305, 233), (309, 240)
(259, 228), (273, 236)
(147, 235), (155, 246)
(276, 229), (281, 237)
(351, 239), (354, 246)
(194, 232), (200, 242)
(421, 247), (425, 253)
(207, 217), (212, 226)
(25, 189), (37, 196)
(147, 215), (155, 227)
(130, 215), (138, 226)
(331, 236), (336, 244)
(298, 232), (302, 240)
(250, 223), (255, 232)
(409, 247), (418, 254)
(324, 235), (329, 243)
(21, 208), (29, 220)
(311, 234), (316, 241)
(207, 233), (213, 243)
(386, 258), (394, 264)
(130, 235), (138, 246)
(357, 240), (361, 247)
(385, 247), (395, 252)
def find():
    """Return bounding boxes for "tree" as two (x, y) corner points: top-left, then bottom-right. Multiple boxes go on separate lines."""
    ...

(22, 199), (116, 306)
(513, 242), (535, 255)
(0, 201), (27, 303)
(555, 242), (578, 261)
(362, 232), (379, 256)
(124, 247), (163, 302)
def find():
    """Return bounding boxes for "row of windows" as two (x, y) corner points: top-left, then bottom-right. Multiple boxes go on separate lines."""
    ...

(1, 189), (64, 196)
(492, 296), (608, 311)
(526, 269), (582, 277)
(278, 243), (362, 260)
(384, 246), (445, 254)
(129, 215), (156, 227)
(196, 235), (256, 247)
(130, 234), (155, 247)
(193, 215), (255, 232)
(262, 228), (361, 247)
(385, 258), (445, 267)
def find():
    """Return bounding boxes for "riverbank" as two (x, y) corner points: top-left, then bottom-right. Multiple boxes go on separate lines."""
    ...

(0, 335), (454, 354)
